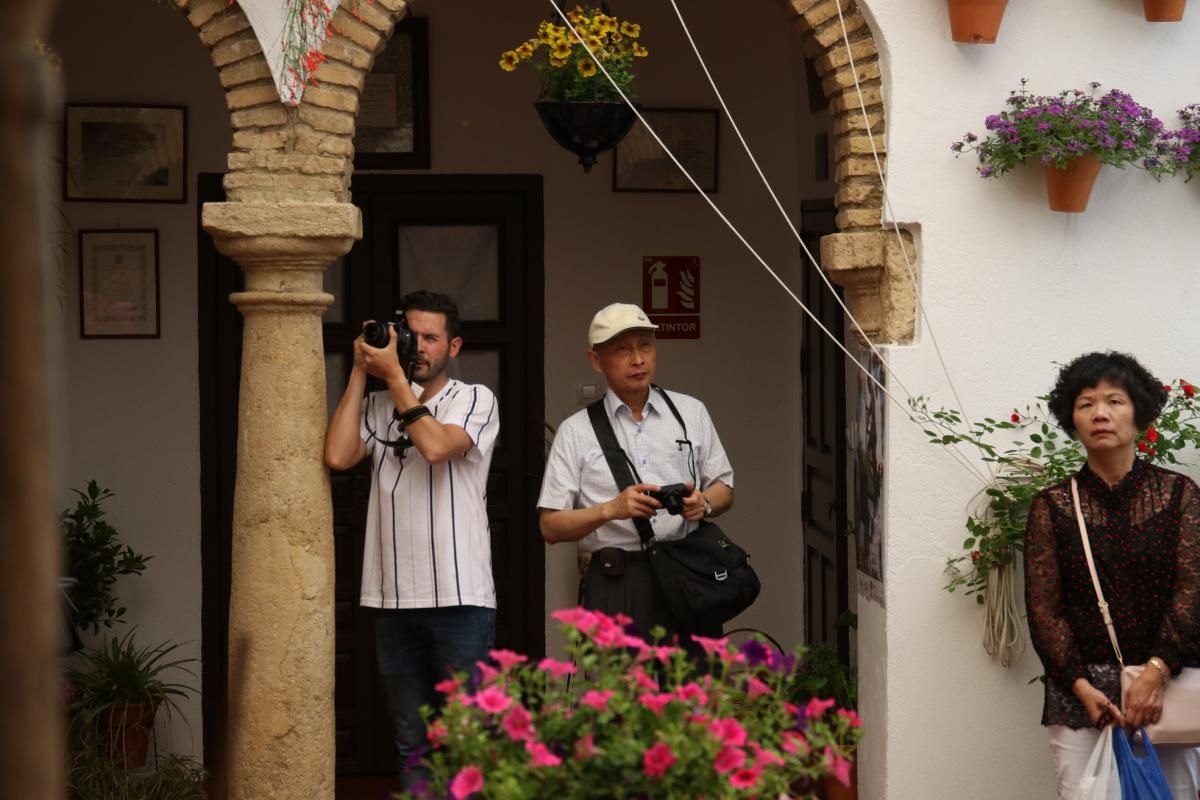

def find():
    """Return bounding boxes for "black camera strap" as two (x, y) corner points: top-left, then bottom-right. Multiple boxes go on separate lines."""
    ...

(585, 385), (695, 549)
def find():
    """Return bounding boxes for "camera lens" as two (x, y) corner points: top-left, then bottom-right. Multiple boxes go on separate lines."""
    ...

(362, 321), (389, 349)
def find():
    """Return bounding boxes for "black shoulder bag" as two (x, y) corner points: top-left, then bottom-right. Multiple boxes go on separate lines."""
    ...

(586, 386), (760, 631)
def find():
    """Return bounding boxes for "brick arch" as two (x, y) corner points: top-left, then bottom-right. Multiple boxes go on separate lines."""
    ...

(786, 0), (917, 344)
(173, 0), (411, 204)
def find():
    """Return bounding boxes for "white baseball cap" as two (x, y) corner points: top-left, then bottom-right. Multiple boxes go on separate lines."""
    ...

(587, 303), (658, 348)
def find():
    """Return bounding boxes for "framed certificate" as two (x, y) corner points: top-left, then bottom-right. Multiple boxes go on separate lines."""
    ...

(79, 230), (160, 338)
(353, 17), (431, 169)
(64, 104), (187, 203)
(613, 108), (720, 193)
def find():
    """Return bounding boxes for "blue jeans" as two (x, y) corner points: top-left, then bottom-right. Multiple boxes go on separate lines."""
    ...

(374, 605), (495, 787)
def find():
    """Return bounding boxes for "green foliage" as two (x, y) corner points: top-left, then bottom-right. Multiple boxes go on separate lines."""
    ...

(62, 481), (150, 634)
(786, 641), (858, 713)
(914, 379), (1200, 600)
(69, 725), (207, 800)
(499, 6), (649, 102)
(67, 628), (197, 729)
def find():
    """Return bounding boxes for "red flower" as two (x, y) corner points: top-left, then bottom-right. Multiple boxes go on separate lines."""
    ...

(1138, 441), (1150, 453)
(970, 549), (982, 564)
(1010, 412), (1020, 423)
(1183, 380), (1196, 398)
(1163, 384), (1172, 393)
(1146, 426), (1159, 442)
(643, 742), (676, 779)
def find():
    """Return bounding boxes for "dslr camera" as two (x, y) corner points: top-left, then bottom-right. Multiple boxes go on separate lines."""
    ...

(648, 483), (690, 516)
(361, 315), (420, 374)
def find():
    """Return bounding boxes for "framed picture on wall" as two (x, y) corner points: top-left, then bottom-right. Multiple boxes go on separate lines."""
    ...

(613, 108), (720, 193)
(64, 104), (187, 202)
(354, 17), (431, 169)
(79, 229), (160, 339)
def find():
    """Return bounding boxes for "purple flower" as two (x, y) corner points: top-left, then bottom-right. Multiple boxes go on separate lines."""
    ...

(740, 639), (771, 667)
(978, 165), (996, 178)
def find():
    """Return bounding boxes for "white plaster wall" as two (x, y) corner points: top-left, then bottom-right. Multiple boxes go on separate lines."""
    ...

(50, 0), (231, 760)
(858, 1), (1200, 798)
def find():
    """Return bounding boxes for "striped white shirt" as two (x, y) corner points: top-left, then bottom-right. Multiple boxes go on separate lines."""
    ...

(538, 387), (734, 553)
(358, 379), (499, 609)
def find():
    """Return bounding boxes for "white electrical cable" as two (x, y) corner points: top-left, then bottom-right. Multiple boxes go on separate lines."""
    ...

(546, 2), (992, 488)
(830, 0), (994, 479)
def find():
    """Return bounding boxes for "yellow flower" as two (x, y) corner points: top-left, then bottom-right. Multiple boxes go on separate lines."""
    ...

(498, 50), (520, 72)
(577, 58), (598, 78)
(549, 55), (569, 68)
(585, 35), (604, 52)
(550, 40), (573, 60)
(632, 43), (649, 57)
(611, 31), (623, 43)
(620, 21), (641, 38)
(597, 15), (619, 34)
(537, 22), (553, 44)
(516, 42), (535, 60)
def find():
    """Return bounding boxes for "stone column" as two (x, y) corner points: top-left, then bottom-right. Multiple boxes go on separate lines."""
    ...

(202, 202), (360, 800)
(0, 3), (62, 798)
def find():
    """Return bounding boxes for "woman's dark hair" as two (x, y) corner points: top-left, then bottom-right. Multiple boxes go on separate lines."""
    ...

(399, 290), (461, 340)
(1048, 351), (1167, 438)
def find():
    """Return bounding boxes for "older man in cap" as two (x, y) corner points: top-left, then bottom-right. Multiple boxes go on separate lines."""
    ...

(538, 302), (735, 641)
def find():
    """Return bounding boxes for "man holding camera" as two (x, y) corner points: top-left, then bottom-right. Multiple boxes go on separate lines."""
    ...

(538, 302), (734, 641)
(325, 290), (498, 788)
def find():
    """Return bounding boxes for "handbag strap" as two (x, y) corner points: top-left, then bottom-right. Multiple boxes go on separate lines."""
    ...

(1070, 477), (1125, 668)
(586, 399), (654, 547)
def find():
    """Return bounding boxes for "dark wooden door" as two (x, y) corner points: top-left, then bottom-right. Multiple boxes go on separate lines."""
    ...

(329, 174), (545, 774)
(799, 199), (849, 659)
(199, 174), (545, 785)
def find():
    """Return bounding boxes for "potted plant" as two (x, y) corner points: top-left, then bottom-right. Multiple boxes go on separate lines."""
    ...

(1150, 104), (1200, 181)
(914, 379), (1200, 664)
(951, 80), (1166, 212)
(785, 632), (859, 800)
(402, 608), (862, 799)
(69, 738), (207, 799)
(67, 629), (197, 769)
(499, 6), (649, 172)
(61, 480), (150, 635)
(945, 0), (1010, 44)
(1143, 0), (1187, 21)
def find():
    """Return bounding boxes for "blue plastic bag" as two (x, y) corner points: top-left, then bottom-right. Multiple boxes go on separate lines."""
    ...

(1113, 726), (1173, 800)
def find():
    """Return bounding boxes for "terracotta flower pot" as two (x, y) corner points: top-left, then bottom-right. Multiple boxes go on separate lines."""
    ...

(821, 761), (859, 800)
(100, 702), (158, 768)
(1044, 154), (1102, 213)
(1143, 0), (1187, 21)
(946, 0), (1010, 43)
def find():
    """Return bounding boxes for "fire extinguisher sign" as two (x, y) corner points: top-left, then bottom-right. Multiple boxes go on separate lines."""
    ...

(642, 256), (700, 339)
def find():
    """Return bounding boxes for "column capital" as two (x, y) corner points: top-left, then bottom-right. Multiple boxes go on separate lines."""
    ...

(202, 201), (361, 266)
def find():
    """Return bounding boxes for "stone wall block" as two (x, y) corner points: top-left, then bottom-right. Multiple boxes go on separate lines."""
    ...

(833, 109), (884, 135)
(835, 154), (883, 182)
(231, 104), (290, 129)
(297, 105), (356, 135)
(834, 132), (885, 161)
(311, 60), (365, 90)
(802, 0), (851, 30)
(228, 152), (348, 175)
(814, 36), (877, 73)
(788, 0), (829, 18)
(836, 208), (882, 230)
(187, 0), (229, 29)
(220, 57), (273, 89)
(829, 81), (882, 114)
(227, 81), (284, 111)
(302, 85), (359, 114)
(882, 230), (918, 343)
(233, 129), (291, 151)
(835, 176), (883, 207)
(345, 0), (395, 34)
(212, 30), (263, 68)
(373, 0), (409, 12)
(331, 11), (384, 53)
(200, 7), (251, 47)
(323, 36), (373, 69)
(230, 188), (343, 204)
(294, 130), (355, 157)
(812, 11), (866, 48)
(822, 60), (881, 95)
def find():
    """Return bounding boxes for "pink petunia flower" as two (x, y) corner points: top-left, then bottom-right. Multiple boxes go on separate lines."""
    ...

(434, 677), (462, 695)
(824, 746), (853, 787)
(713, 745), (746, 774)
(751, 742), (785, 768)
(501, 704), (534, 741)
(551, 606), (601, 632)
(643, 741), (676, 779)
(537, 657), (577, 679)
(630, 666), (659, 692)
(781, 731), (810, 756)
(728, 766), (762, 790)
(690, 634), (731, 658)
(581, 689), (614, 712)
(838, 708), (863, 727)
(709, 717), (748, 747)
(745, 676), (773, 699)
(675, 682), (709, 706)
(805, 696), (836, 720)
(473, 686), (512, 714)
(638, 692), (674, 716)
(474, 661), (501, 685)
(427, 719), (448, 746)
(574, 733), (601, 760)
(449, 765), (484, 799)
(525, 740), (562, 767)
(489, 649), (528, 672)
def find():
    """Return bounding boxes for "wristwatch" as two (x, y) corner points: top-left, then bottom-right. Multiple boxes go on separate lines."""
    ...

(701, 493), (713, 518)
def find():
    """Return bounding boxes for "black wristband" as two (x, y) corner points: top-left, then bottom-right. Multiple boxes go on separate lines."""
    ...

(399, 405), (431, 426)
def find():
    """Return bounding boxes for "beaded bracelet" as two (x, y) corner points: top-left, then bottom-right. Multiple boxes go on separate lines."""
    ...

(1146, 656), (1169, 686)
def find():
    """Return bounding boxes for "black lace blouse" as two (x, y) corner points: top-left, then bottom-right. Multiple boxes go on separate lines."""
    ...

(1024, 459), (1200, 728)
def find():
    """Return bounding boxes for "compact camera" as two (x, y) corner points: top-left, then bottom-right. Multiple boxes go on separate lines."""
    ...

(361, 316), (420, 374)
(648, 483), (690, 516)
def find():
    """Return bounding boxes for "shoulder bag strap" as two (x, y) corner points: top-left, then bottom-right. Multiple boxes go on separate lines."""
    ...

(1070, 477), (1125, 668)
(651, 385), (699, 487)
(586, 399), (654, 547)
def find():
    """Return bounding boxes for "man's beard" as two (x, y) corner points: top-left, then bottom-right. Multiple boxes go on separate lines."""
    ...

(410, 352), (449, 382)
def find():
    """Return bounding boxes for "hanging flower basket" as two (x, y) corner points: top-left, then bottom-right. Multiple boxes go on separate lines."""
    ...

(501, 6), (649, 172)
(1143, 0), (1187, 21)
(534, 99), (638, 172)
(1044, 154), (1102, 213)
(946, 0), (1010, 44)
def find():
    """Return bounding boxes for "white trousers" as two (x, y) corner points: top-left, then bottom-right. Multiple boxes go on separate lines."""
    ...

(1048, 725), (1200, 799)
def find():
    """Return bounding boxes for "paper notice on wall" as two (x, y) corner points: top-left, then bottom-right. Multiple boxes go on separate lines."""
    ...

(852, 347), (886, 607)
(358, 74), (398, 128)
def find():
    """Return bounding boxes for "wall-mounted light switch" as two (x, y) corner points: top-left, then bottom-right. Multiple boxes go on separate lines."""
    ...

(577, 382), (600, 404)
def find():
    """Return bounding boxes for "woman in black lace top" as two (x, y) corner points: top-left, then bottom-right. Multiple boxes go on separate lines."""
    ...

(1024, 352), (1199, 799)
